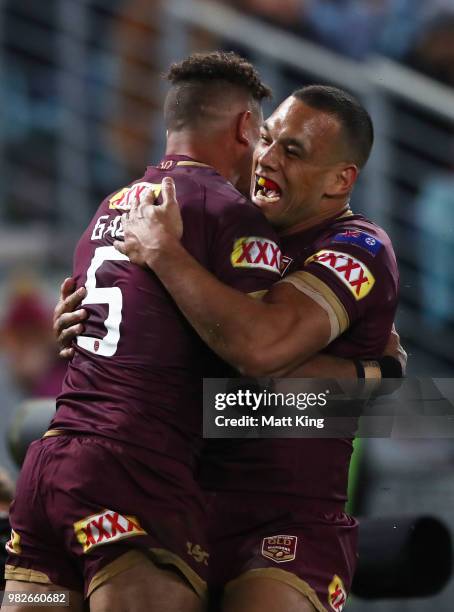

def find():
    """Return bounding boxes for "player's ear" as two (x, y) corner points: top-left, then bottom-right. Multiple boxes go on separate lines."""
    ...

(236, 110), (252, 146)
(325, 164), (358, 197)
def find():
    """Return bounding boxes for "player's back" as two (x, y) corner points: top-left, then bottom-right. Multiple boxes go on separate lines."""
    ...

(52, 155), (282, 461)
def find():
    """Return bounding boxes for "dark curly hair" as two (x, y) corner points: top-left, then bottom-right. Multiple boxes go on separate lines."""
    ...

(164, 51), (271, 131)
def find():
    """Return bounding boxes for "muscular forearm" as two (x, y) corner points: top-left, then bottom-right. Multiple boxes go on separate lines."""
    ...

(148, 241), (300, 375)
(115, 178), (333, 375)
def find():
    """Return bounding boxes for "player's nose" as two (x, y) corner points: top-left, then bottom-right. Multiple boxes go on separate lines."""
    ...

(257, 142), (279, 171)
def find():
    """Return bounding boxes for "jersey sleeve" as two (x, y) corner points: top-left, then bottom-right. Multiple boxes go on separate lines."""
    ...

(205, 188), (283, 294)
(280, 229), (398, 340)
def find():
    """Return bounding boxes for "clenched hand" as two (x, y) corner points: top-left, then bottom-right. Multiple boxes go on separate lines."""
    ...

(114, 177), (183, 268)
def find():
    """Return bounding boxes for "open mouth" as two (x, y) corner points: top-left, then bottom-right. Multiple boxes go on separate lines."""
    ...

(253, 175), (282, 203)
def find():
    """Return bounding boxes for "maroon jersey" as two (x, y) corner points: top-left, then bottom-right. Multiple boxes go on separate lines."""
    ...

(281, 210), (398, 358)
(201, 210), (399, 505)
(52, 155), (282, 462)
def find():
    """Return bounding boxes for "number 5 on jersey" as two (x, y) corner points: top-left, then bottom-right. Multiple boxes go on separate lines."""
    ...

(77, 246), (129, 357)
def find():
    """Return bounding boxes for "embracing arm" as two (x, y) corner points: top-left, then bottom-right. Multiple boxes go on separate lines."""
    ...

(53, 278), (87, 359)
(54, 277), (406, 379)
(289, 325), (406, 378)
(152, 243), (332, 376)
(112, 178), (404, 378)
(112, 180), (332, 377)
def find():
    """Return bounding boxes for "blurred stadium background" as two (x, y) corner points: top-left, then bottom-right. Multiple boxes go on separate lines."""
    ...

(0, 1), (453, 609)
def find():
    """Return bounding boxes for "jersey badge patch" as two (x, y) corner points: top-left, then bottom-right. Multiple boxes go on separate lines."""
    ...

(306, 249), (375, 300)
(261, 535), (297, 563)
(231, 237), (282, 275)
(109, 182), (162, 210)
(5, 529), (22, 555)
(74, 510), (147, 553)
(328, 575), (347, 611)
(332, 229), (382, 256)
(280, 255), (294, 276)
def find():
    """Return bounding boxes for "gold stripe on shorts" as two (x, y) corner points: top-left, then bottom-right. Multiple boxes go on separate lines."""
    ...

(150, 547), (207, 599)
(226, 567), (326, 612)
(87, 550), (146, 597)
(87, 548), (207, 600)
(5, 565), (52, 585)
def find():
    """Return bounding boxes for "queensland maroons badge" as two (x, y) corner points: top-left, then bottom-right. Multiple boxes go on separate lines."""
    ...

(261, 534), (297, 563)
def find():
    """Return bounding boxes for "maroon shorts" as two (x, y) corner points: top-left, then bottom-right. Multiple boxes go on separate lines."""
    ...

(5, 434), (209, 598)
(206, 491), (357, 612)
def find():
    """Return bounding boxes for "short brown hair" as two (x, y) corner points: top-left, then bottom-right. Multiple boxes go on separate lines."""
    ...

(164, 51), (271, 131)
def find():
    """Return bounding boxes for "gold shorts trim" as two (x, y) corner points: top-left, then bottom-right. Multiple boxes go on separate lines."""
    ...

(87, 550), (146, 597)
(150, 547), (207, 599)
(87, 548), (207, 600)
(226, 567), (326, 612)
(4, 565), (52, 585)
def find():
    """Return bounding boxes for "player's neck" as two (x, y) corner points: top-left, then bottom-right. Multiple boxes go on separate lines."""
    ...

(280, 201), (351, 236)
(166, 134), (236, 184)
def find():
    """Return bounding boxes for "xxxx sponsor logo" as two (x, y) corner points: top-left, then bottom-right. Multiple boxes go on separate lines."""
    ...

(74, 510), (147, 553)
(261, 535), (297, 563)
(305, 249), (375, 300)
(5, 529), (21, 555)
(231, 237), (282, 275)
(328, 575), (347, 611)
(109, 182), (161, 210)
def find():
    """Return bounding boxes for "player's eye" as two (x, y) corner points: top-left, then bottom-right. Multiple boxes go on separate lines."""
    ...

(286, 148), (300, 158)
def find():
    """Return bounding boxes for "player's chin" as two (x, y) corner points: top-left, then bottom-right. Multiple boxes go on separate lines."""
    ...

(252, 192), (282, 211)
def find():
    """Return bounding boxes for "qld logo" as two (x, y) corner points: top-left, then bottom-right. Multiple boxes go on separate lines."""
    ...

(261, 534), (298, 563)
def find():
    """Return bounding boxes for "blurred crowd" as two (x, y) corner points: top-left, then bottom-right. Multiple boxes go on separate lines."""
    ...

(0, 278), (66, 477)
(0, 3), (453, 608)
(224, 0), (454, 85)
(3, 0), (454, 204)
(0, 280), (65, 398)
